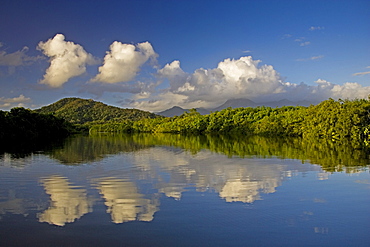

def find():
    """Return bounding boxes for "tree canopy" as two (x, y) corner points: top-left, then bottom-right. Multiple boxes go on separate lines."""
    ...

(0, 107), (75, 141)
(89, 98), (370, 146)
(35, 97), (160, 125)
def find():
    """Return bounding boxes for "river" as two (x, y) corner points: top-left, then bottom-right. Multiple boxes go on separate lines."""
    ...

(0, 134), (369, 246)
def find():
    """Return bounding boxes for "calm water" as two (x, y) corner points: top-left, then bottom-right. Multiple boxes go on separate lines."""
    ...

(0, 134), (369, 247)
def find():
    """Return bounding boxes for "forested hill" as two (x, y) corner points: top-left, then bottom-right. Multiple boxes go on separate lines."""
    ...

(35, 98), (159, 124)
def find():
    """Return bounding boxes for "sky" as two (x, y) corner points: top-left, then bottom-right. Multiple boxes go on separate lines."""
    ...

(0, 0), (369, 112)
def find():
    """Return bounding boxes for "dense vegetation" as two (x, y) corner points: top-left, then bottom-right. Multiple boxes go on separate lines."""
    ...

(3, 97), (370, 150)
(35, 97), (159, 125)
(90, 98), (370, 146)
(3, 97), (370, 171)
(0, 107), (75, 141)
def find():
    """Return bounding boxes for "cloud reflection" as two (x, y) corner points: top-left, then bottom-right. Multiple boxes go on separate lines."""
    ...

(94, 177), (159, 223)
(131, 147), (301, 204)
(38, 175), (92, 226)
(220, 178), (279, 203)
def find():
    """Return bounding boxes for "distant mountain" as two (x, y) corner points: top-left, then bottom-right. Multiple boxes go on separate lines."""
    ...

(196, 108), (211, 115)
(212, 98), (314, 111)
(158, 98), (316, 116)
(212, 98), (258, 111)
(35, 97), (159, 124)
(157, 106), (210, 117)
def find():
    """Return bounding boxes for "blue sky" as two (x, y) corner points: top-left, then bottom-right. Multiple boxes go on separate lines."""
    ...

(0, 0), (369, 111)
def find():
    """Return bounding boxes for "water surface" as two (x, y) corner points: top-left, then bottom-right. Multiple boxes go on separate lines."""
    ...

(0, 134), (369, 246)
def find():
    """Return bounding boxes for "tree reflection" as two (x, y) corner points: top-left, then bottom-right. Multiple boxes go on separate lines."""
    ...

(44, 133), (369, 172)
(47, 134), (152, 165)
(4, 133), (368, 172)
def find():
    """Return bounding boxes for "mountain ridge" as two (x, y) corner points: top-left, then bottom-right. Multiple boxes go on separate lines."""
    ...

(34, 97), (317, 122)
(157, 98), (316, 117)
(35, 97), (159, 124)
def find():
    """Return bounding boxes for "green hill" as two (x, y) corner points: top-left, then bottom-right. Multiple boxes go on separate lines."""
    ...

(35, 97), (159, 124)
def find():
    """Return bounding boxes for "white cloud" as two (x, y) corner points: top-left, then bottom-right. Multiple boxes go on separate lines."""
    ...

(129, 56), (370, 112)
(309, 26), (325, 31)
(161, 56), (284, 102)
(294, 37), (305, 42)
(281, 34), (292, 39)
(353, 71), (370, 76)
(37, 34), (97, 88)
(293, 37), (311, 47)
(296, 55), (324, 61)
(131, 91), (192, 112)
(0, 46), (42, 67)
(300, 41), (311, 46)
(331, 81), (370, 99)
(91, 41), (158, 84)
(353, 67), (370, 76)
(132, 56), (286, 111)
(0, 94), (31, 109)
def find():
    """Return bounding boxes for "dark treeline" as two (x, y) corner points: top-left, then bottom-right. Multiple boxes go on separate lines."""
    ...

(0, 107), (77, 143)
(90, 98), (370, 146)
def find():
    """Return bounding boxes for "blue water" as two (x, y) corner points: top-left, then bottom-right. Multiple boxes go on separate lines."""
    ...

(0, 135), (369, 246)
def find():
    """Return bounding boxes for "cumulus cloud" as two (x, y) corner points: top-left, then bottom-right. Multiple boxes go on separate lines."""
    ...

(131, 56), (286, 111)
(0, 94), (31, 109)
(129, 56), (370, 112)
(160, 56), (284, 102)
(0, 46), (43, 67)
(37, 34), (97, 88)
(91, 41), (157, 84)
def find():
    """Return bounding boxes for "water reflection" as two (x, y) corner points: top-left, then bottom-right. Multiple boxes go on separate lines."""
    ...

(220, 178), (278, 203)
(0, 190), (33, 217)
(132, 147), (297, 204)
(0, 187), (46, 218)
(49, 134), (151, 164)
(38, 175), (92, 226)
(4, 133), (367, 172)
(93, 177), (159, 223)
(0, 133), (369, 227)
(42, 133), (370, 172)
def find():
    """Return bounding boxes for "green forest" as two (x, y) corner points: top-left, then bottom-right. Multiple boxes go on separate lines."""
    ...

(35, 97), (158, 124)
(2, 97), (370, 148)
(0, 97), (160, 148)
(89, 98), (370, 147)
(0, 107), (75, 141)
